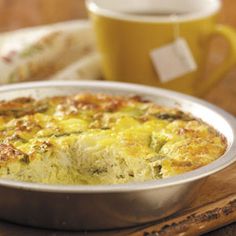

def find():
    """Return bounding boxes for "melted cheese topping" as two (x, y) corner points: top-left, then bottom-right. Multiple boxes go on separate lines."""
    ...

(0, 93), (226, 185)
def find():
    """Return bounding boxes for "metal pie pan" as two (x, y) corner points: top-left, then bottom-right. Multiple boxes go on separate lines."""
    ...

(0, 81), (235, 231)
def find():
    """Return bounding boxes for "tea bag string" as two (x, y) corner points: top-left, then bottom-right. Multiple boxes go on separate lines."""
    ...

(171, 14), (180, 41)
(171, 14), (195, 68)
(171, 14), (187, 64)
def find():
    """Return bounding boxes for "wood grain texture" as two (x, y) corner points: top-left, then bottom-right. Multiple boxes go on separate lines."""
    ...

(0, 0), (235, 235)
(0, 0), (87, 31)
(129, 193), (236, 236)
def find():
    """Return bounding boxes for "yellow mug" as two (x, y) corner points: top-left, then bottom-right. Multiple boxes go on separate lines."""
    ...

(86, 0), (236, 96)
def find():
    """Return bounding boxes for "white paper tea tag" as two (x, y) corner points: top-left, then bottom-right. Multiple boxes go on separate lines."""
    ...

(150, 38), (197, 83)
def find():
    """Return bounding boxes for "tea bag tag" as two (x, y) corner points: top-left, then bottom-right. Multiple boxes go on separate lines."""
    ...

(150, 37), (197, 83)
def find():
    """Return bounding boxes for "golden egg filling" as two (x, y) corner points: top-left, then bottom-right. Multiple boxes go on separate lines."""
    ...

(0, 93), (226, 185)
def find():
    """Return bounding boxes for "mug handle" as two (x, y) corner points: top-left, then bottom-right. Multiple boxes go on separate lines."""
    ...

(199, 24), (236, 96)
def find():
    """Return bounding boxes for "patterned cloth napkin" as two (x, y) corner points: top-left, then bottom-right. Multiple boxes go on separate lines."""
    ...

(0, 20), (102, 85)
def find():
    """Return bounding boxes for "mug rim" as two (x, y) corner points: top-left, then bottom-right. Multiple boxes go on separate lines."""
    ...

(86, 0), (221, 23)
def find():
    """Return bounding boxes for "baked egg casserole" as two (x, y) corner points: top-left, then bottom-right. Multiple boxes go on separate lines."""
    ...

(0, 93), (226, 185)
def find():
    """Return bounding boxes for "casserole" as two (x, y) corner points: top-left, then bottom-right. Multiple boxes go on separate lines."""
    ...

(0, 81), (235, 230)
(0, 91), (226, 185)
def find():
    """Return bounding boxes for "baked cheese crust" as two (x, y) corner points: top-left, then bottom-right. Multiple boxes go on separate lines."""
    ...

(0, 93), (226, 184)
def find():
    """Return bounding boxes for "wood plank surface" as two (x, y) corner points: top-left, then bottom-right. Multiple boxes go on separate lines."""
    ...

(0, 0), (235, 235)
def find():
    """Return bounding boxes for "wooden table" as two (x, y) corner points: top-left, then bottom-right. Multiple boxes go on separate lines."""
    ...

(0, 0), (236, 235)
